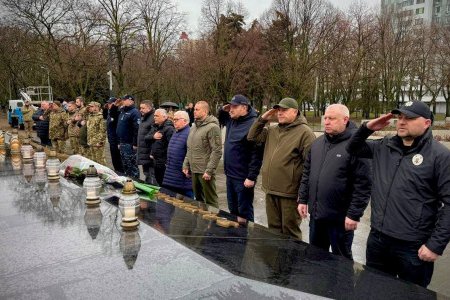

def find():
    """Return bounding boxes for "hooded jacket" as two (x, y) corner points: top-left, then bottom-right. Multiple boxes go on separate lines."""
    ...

(347, 124), (450, 255)
(298, 123), (372, 221)
(137, 109), (155, 165)
(116, 105), (140, 146)
(183, 115), (222, 175)
(220, 107), (263, 181)
(247, 115), (316, 198)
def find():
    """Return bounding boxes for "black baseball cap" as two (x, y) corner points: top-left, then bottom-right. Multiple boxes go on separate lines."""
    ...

(107, 97), (116, 104)
(121, 94), (135, 101)
(229, 94), (250, 106)
(391, 101), (432, 119)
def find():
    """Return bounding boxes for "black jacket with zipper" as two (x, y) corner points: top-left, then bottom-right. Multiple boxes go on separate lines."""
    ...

(298, 123), (372, 222)
(346, 124), (450, 255)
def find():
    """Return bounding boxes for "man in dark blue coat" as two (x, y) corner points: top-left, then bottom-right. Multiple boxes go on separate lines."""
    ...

(347, 101), (450, 287)
(32, 101), (51, 146)
(116, 95), (140, 178)
(298, 104), (372, 260)
(106, 97), (123, 173)
(162, 111), (193, 197)
(219, 94), (263, 222)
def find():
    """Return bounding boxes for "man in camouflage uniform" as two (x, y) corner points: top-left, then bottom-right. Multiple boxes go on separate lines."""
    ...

(86, 102), (106, 164)
(75, 96), (89, 156)
(66, 101), (80, 154)
(48, 101), (68, 154)
(22, 100), (35, 136)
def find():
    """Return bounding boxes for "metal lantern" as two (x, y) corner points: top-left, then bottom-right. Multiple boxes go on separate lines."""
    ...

(46, 149), (60, 180)
(118, 179), (140, 230)
(84, 206), (103, 240)
(0, 130), (4, 146)
(20, 138), (34, 160)
(83, 165), (102, 206)
(9, 129), (21, 154)
(33, 146), (47, 168)
(119, 230), (141, 269)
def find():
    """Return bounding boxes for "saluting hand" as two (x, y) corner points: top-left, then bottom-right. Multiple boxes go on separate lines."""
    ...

(261, 109), (278, 122)
(366, 113), (394, 131)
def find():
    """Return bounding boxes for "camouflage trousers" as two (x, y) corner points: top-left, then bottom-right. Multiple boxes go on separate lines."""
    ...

(69, 136), (80, 155)
(119, 143), (139, 178)
(24, 121), (33, 136)
(79, 146), (90, 158)
(51, 139), (66, 154)
(89, 145), (105, 165)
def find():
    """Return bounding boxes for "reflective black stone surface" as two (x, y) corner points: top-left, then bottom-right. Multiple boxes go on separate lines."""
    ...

(0, 158), (446, 300)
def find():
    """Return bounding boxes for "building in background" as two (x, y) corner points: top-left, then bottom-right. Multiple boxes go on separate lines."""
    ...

(382, 0), (450, 26)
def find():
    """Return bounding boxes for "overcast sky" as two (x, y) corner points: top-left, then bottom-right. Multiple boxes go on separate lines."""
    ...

(174, 0), (380, 36)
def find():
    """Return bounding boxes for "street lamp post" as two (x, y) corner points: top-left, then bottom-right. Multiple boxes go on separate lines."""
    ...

(40, 66), (52, 102)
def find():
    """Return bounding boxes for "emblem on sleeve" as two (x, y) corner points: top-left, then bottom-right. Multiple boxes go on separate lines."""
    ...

(412, 154), (423, 166)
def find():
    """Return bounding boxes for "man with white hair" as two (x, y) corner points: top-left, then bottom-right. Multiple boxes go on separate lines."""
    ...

(297, 104), (372, 259)
(162, 110), (193, 197)
(145, 108), (174, 185)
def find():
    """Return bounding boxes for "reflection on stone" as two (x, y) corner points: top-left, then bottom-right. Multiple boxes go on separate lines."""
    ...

(48, 180), (61, 206)
(119, 230), (141, 270)
(11, 153), (22, 170)
(84, 206), (103, 240)
(22, 161), (34, 182)
(34, 167), (47, 190)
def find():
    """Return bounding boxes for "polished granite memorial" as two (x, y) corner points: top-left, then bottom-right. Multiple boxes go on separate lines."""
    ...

(0, 154), (446, 300)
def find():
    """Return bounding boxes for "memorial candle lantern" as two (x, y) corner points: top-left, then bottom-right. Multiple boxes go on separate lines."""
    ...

(46, 149), (60, 180)
(9, 129), (21, 154)
(11, 153), (22, 170)
(20, 138), (34, 160)
(33, 146), (46, 168)
(83, 165), (102, 206)
(118, 179), (140, 230)
(0, 130), (5, 148)
(22, 160), (34, 182)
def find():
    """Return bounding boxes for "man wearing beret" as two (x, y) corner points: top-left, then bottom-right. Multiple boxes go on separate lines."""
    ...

(248, 97), (315, 239)
(347, 101), (450, 287)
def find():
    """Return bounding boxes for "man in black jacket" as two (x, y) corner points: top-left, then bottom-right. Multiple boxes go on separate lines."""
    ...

(145, 108), (174, 186)
(137, 100), (155, 183)
(219, 94), (263, 222)
(298, 104), (371, 259)
(346, 101), (450, 287)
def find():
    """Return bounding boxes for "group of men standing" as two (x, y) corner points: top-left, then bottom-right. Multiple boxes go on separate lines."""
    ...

(30, 93), (448, 288)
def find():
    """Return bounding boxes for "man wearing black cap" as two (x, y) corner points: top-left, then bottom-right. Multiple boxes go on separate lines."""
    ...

(106, 97), (123, 173)
(248, 97), (316, 239)
(219, 94), (263, 222)
(116, 95), (140, 178)
(347, 101), (450, 287)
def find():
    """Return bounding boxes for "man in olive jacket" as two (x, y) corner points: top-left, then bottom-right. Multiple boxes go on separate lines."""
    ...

(248, 98), (315, 239)
(183, 101), (222, 208)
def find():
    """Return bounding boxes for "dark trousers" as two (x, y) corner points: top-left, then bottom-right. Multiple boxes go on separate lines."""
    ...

(154, 164), (166, 187)
(39, 135), (51, 147)
(226, 177), (254, 222)
(309, 218), (354, 260)
(265, 194), (302, 240)
(366, 229), (434, 288)
(142, 162), (157, 185)
(119, 143), (139, 179)
(108, 137), (123, 173)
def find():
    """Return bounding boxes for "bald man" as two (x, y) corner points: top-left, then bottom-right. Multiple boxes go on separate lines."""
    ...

(298, 104), (372, 259)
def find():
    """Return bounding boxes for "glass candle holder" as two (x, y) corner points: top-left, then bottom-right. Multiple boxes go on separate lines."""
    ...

(11, 153), (22, 170)
(9, 129), (21, 154)
(83, 165), (102, 206)
(33, 146), (47, 168)
(119, 179), (140, 230)
(20, 138), (34, 160)
(46, 149), (60, 180)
